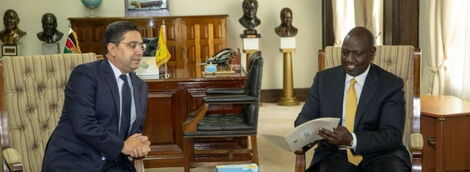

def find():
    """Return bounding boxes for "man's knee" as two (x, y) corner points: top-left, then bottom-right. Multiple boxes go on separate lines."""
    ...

(365, 156), (410, 172)
(310, 155), (359, 172)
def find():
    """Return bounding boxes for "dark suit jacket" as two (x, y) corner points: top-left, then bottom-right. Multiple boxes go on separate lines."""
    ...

(295, 64), (410, 169)
(42, 59), (148, 172)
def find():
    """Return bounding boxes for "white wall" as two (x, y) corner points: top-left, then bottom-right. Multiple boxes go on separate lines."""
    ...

(0, 0), (323, 89)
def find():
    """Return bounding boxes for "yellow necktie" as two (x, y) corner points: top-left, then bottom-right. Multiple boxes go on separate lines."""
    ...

(345, 79), (363, 166)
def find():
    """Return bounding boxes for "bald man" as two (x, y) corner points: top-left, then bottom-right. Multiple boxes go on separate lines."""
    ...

(37, 13), (63, 43)
(295, 27), (410, 172)
(239, 0), (260, 31)
(274, 8), (298, 37)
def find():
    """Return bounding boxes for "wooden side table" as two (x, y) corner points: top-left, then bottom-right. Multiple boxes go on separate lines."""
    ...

(421, 95), (470, 171)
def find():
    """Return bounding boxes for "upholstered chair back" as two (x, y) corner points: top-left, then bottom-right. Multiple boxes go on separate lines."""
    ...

(0, 53), (97, 172)
(244, 53), (263, 126)
(245, 52), (263, 100)
(320, 45), (420, 152)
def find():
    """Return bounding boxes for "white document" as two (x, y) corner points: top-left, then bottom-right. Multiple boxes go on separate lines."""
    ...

(135, 56), (159, 79)
(284, 118), (340, 152)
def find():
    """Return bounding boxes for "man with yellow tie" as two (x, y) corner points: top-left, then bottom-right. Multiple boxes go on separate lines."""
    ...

(294, 27), (410, 172)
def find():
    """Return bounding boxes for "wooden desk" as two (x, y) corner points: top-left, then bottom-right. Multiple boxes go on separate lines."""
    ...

(421, 95), (470, 171)
(142, 66), (247, 168)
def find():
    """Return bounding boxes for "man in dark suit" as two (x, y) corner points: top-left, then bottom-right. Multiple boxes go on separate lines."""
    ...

(295, 27), (410, 172)
(42, 21), (151, 172)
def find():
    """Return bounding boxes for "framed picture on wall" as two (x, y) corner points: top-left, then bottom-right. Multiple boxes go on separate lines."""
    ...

(125, 0), (170, 17)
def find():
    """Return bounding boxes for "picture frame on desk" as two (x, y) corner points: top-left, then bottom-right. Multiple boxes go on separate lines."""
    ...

(125, 0), (170, 17)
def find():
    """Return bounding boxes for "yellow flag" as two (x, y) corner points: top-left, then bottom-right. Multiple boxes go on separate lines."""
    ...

(156, 23), (171, 67)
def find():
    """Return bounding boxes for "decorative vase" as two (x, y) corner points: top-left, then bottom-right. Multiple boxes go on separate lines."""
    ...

(81, 0), (103, 17)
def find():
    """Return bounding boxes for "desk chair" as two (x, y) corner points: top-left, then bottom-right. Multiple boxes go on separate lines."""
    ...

(182, 52), (263, 172)
(294, 46), (423, 172)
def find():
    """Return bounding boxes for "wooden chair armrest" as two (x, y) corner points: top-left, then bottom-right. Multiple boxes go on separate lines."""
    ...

(294, 142), (317, 172)
(294, 142), (316, 154)
(3, 147), (23, 172)
(182, 104), (209, 132)
(134, 157), (144, 172)
(206, 88), (245, 94)
(410, 132), (423, 172)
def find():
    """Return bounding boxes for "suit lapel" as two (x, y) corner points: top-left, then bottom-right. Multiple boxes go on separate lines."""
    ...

(332, 67), (346, 119)
(101, 60), (121, 125)
(355, 64), (379, 127)
(130, 73), (143, 132)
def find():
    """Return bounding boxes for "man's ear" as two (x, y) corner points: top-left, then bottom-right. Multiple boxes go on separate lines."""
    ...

(107, 43), (117, 57)
(369, 47), (376, 61)
(371, 46), (377, 53)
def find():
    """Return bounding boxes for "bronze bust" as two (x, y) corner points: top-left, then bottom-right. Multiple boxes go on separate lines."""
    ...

(37, 13), (63, 43)
(0, 9), (26, 45)
(275, 8), (298, 37)
(239, 0), (261, 32)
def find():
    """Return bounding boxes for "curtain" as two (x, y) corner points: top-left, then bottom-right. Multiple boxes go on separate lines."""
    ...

(425, 0), (447, 95)
(426, 0), (470, 100)
(332, 0), (383, 46)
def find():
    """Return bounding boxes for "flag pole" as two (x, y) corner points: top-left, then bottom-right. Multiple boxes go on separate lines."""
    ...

(161, 20), (167, 41)
(161, 20), (168, 78)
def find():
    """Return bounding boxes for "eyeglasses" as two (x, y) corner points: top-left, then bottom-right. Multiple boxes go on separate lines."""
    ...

(119, 41), (147, 51)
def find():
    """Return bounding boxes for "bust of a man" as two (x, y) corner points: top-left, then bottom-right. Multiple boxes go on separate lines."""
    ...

(37, 13), (63, 43)
(239, 0), (261, 31)
(0, 9), (26, 45)
(274, 8), (298, 37)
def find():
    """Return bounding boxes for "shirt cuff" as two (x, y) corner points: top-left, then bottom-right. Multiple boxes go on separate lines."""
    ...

(351, 133), (357, 151)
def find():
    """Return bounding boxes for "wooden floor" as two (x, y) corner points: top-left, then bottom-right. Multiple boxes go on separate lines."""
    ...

(145, 102), (313, 172)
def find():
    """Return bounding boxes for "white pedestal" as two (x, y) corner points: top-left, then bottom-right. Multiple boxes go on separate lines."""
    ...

(42, 43), (60, 55)
(242, 38), (260, 51)
(280, 37), (296, 49)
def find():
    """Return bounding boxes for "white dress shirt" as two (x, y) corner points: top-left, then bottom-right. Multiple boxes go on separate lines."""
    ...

(109, 61), (137, 134)
(341, 64), (370, 150)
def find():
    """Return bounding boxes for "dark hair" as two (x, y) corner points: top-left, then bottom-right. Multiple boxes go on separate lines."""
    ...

(4, 9), (19, 24)
(362, 28), (375, 48)
(243, 0), (258, 9)
(103, 21), (139, 54)
(280, 8), (292, 18)
(4, 9), (18, 18)
(41, 13), (57, 23)
(346, 27), (375, 48)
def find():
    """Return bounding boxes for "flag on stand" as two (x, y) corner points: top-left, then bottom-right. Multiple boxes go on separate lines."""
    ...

(63, 28), (81, 53)
(155, 22), (171, 67)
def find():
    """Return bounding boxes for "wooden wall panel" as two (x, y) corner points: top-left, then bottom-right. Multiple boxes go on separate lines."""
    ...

(322, 0), (419, 47)
(69, 15), (228, 71)
(144, 90), (178, 144)
(391, 0), (419, 47)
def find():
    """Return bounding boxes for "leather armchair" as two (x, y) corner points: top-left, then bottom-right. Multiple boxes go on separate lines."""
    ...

(295, 46), (423, 172)
(0, 54), (97, 172)
(182, 52), (263, 172)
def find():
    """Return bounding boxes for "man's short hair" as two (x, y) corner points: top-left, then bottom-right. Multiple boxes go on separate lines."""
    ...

(243, 0), (258, 14)
(345, 27), (375, 48)
(363, 29), (375, 48)
(281, 8), (292, 17)
(41, 13), (57, 23)
(103, 21), (140, 54)
(3, 9), (19, 25)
